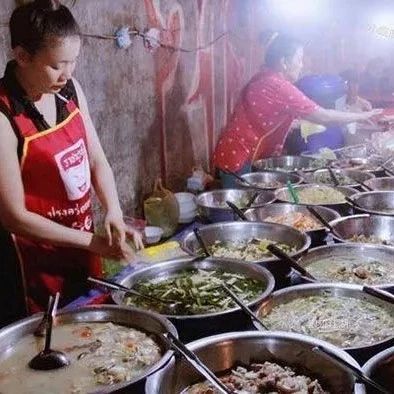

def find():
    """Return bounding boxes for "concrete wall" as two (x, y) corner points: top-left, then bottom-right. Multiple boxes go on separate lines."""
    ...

(0, 0), (262, 217)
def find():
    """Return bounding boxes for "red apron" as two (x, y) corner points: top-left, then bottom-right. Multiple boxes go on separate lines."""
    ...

(0, 88), (102, 313)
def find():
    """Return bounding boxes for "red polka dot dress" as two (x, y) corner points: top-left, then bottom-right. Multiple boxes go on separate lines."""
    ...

(213, 68), (319, 172)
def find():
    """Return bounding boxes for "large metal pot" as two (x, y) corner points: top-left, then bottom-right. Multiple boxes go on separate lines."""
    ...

(350, 191), (394, 217)
(257, 283), (394, 363)
(329, 214), (394, 247)
(146, 331), (360, 394)
(235, 170), (303, 191)
(196, 188), (275, 223)
(181, 221), (311, 277)
(243, 203), (340, 247)
(275, 183), (358, 215)
(306, 168), (375, 189)
(363, 176), (394, 191)
(361, 346), (394, 394)
(297, 243), (394, 289)
(252, 155), (325, 173)
(0, 305), (177, 394)
(112, 257), (274, 342)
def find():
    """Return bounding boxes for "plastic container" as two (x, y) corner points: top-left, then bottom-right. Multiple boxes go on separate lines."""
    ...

(144, 226), (164, 244)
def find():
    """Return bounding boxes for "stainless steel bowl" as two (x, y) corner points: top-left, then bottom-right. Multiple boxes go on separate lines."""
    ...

(252, 155), (325, 173)
(361, 346), (394, 394)
(181, 221), (310, 273)
(329, 214), (394, 246)
(332, 155), (386, 176)
(112, 257), (275, 341)
(307, 168), (375, 188)
(0, 305), (177, 394)
(275, 183), (357, 214)
(297, 243), (394, 288)
(243, 203), (340, 247)
(350, 191), (394, 216)
(334, 144), (368, 159)
(146, 331), (360, 394)
(257, 283), (394, 360)
(364, 176), (394, 191)
(236, 171), (303, 191)
(196, 189), (275, 223)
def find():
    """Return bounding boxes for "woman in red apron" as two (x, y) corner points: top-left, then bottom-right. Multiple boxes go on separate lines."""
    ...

(213, 34), (382, 187)
(0, 0), (143, 326)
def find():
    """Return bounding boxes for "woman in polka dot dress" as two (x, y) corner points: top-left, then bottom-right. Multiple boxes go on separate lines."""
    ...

(213, 34), (381, 187)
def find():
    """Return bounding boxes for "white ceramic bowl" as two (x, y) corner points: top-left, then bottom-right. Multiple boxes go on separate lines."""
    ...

(175, 192), (197, 213)
(144, 226), (164, 244)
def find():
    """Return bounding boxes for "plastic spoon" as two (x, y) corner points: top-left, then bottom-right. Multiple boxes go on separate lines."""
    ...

(267, 244), (316, 281)
(29, 293), (70, 371)
(312, 346), (390, 394)
(161, 332), (231, 394)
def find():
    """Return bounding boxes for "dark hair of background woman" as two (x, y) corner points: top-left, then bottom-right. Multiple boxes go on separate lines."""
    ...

(10, 0), (80, 54)
(265, 34), (303, 68)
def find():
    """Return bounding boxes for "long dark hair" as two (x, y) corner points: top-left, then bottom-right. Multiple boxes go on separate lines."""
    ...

(10, 0), (80, 54)
(265, 34), (302, 68)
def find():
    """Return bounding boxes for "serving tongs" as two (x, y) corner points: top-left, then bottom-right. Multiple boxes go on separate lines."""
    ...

(226, 201), (248, 221)
(362, 285), (394, 304)
(161, 332), (232, 394)
(326, 166), (340, 186)
(266, 244), (317, 282)
(306, 206), (343, 239)
(221, 283), (268, 331)
(87, 277), (183, 314)
(313, 346), (390, 394)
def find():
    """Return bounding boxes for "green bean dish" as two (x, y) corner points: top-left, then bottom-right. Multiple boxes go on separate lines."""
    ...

(124, 269), (264, 315)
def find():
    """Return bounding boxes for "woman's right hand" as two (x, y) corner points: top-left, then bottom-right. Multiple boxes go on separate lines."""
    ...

(88, 234), (137, 262)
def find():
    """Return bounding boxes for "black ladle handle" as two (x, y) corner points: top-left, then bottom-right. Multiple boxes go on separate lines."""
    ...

(193, 228), (210, 257)
(363, 286), (394, 304)
(382, 165), (394, 176)
(44, 295), (56, 353)
(163, 332), (231, 394)
(345, 196), (359, 207)
(267, 244), (316, 281)
(246, 192), (259, 208)
(312, 346), (390, 394)
(222, 169), (252, 186)
(358, 180), (373, 191)
(307, 206), (335, 231)
(221, 283), (268, 331)
(226, 200), (248, 221)
(327, 167), (339, 186)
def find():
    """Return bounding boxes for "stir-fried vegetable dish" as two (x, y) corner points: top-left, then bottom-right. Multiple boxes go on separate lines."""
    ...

(313, 171), (355, 186)
(0, 322), (161, 393)
(261, 295), (394, 347)
(286, 186), (346, 204)
(208, 239), (295, 261)
(182, 362), (329, 394)
(124, 269), (264, 315)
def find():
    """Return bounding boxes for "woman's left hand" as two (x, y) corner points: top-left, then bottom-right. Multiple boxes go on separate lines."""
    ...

(104, 209), (127, 246)
(104, 209), (144, 250)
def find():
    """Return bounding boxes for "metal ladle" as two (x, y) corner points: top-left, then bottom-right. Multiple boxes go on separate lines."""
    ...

(87, 277), (183, 314)
(29, 293), (70, 371)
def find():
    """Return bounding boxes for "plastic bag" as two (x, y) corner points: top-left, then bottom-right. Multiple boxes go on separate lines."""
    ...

(143, 178), (180, 238)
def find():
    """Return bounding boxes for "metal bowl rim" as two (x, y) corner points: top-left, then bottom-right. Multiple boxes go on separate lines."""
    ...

(235, 171), (303, 190)
(196, 189), (276, 210)
(309, 168), (375, 188)
(112, 257), (275, 320)
(275, 184), (358, 206)
(244, 203), (340, 233)
(362, 345), (394, 375)
(180, 221), (311, 263)
(297, 242), (394, 288)
(257, 283), (394, 351)
(252, 155), (324, 173)
(0, 305), (178, 394)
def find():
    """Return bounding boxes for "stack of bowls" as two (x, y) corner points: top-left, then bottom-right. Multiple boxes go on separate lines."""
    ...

(175, 192), (197, 223)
